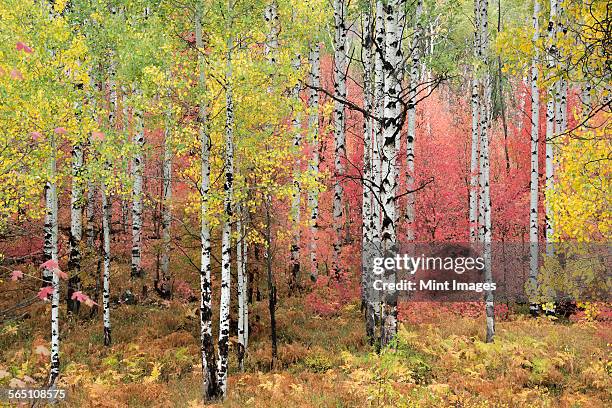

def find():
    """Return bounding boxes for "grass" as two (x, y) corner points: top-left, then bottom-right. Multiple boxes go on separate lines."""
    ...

(0, 269), (610, 407)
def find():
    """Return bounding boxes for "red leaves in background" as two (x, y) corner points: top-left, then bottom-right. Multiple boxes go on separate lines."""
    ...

(30, 131), (43, 141)
(39, 259), (67, 279)
(91, 131), (105, 141)
(16, 41), (33, 53)
(37, 286), (54, 300)
(10, 270), (23, 281)
(40, 259), (59, 271)
(10, 69), (23, 80)
(71, 291), (97, 307)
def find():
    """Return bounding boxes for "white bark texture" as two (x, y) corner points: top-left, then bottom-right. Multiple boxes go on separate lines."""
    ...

(380, 0), (405, 348)
(67, 138), (83, 314)
(469, 0), (481, 243)
(237, 208), (248, 370)
(476, 0), (495, 343)
(101, 180), (112, 347)
(529, 0), (540, 314)
(195, 4), (218, 400)
(131, 93), (144, 278)
(372, 0), (385, 245)
(405, 0), (422, 243)
(545, 0), (557, 252)
(307, 43), (320, 281)
(361, 7), (376, 343)
(332, 0), (348, 278)
(160, 103), (172, 296)
(217, 27), (234, 397)
(48, 132), (60, 386)
(290, 54), (302, 290)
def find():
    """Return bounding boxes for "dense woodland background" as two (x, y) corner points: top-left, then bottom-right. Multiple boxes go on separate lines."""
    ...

(0, 0), (610, 406)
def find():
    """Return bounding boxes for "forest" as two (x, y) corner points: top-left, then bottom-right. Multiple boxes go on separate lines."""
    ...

(0, 0), (610, 406)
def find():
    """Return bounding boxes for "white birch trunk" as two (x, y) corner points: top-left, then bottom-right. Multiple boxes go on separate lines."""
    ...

(101, 180), (112, 346)
(290, 54), (302, 291)
(405, 0), (422, 243)
(159, 102), (172, 296)
(242, 229), (248, 349)
(195, 3), (218, 400)
(545, 0), (557, 255)
(545, 0), (557, 254)
(86, 183), (96, 247)
(307, 44), (321, 281)
(529, 0), (540, 315)
(48, 132), (60, 386)
(131, 93), (144, 278)
(469, 0), (481, 243)
(332, 0), (348, 278)
(236, 209), (247, 371)
(217, 25), (234, 398)
(372, 0), (385, 245)
(477, 0), (495, 343)
(67, 140), (83, 313)
(43, 190), (53, 287)
(121, 89), (130, 233)
(361, 7), (375, 342)
(380, 0), (405, 348)
(264, 3), (279, 64)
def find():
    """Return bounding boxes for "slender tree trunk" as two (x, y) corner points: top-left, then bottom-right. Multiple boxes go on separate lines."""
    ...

(497, 0), (510, 174)
(217, 22), (234, 398)
(545, 0), (557, 256)
(372, 0), (385, 245)
(368, 10), (385, 351)
(195, 3), (219, 401)
(476, 0), (495, 343)
(131, 93), (144, 279)
(265, 195), (277, 368)
(264, 0), (279, 369)
(307, 43), (320, 281)
(43, 188), (53, 287)
(289, 54), (302, 292)
(361, 6), (375, 343)
(237, 209), (245, 371)
(469, 0), (481, 244)
(380, 0), (404, 348)
(242, 221), (249, 350)
(529, 0), (540, 316)
(67, 140), (83, 314)
(158, 101), (172, 298)
(332, 0), (348, 279)
(47, 132), (60, 387)
(406, 0), (422, 243)
(121, 88), (130, 233)
(86, 184), (96, 248)
(101, 180), (112, 347)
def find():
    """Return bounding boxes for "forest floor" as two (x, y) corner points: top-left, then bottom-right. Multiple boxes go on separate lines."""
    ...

(1, 265), (611, 408)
